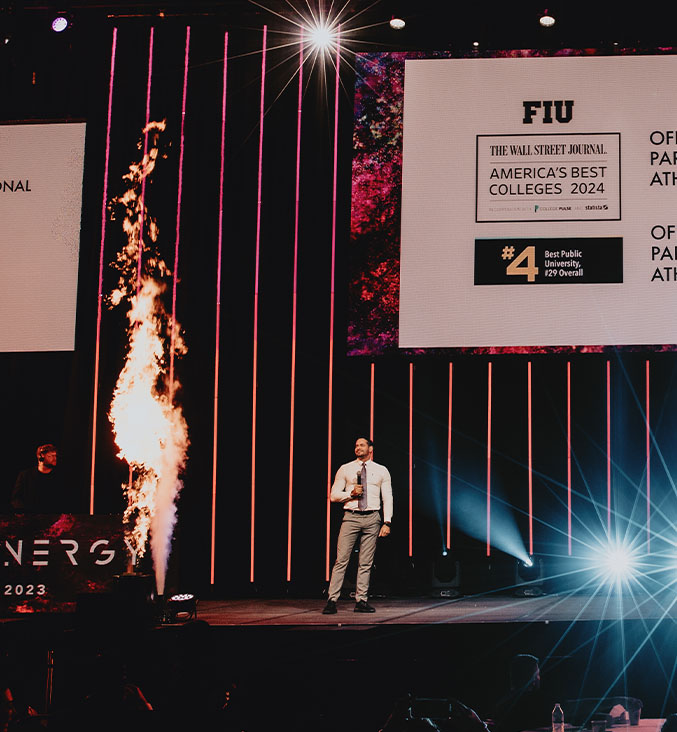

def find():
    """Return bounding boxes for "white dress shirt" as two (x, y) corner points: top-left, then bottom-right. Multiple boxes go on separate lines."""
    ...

(330, 458), (393, 522)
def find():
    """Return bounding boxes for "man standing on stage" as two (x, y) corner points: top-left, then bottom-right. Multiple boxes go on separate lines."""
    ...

(10, 444), (61, 513)
(323, 437), (392, 614)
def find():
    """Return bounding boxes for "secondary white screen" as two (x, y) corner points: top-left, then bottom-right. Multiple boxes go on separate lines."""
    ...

(0, 122), (86, 352)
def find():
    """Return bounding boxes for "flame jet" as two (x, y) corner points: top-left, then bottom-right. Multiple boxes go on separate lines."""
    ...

(108, 121), (189, 596)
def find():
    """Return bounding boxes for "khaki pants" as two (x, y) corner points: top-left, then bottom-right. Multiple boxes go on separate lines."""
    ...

(327, 511), (381, 602)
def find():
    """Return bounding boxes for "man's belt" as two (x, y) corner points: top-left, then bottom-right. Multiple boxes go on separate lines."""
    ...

(344, 509), (378, 515)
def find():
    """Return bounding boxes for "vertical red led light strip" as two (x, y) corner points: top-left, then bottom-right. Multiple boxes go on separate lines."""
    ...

(446, 362), (453, 550)
(251, 26), (267, 583)
(287, 32), (303, 583)
(169, 26), (190, 395)
(567, 361), (572, 555)
(370, 362), (375, 440)
(409, 362), (414, 557)
(487, 362), (492, 557)
(137, 27), (155, 294)
(606, 360), (611, 533)
(210, 32), (228, 586)
(527, 361), (533, 556)
(646, 359), (651, 551)
(89, 27), (117, 515)
(325, 34), (341, 580)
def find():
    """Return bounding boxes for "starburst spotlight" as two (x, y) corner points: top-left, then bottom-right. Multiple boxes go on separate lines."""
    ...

(596, 541), (639, 586)
(306, 20), (338, 53)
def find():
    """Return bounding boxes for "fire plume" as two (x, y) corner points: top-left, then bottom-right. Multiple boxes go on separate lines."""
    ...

(108, 121), (189, 596)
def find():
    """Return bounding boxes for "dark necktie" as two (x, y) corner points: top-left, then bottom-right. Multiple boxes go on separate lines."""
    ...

(358, 462), (367, 509)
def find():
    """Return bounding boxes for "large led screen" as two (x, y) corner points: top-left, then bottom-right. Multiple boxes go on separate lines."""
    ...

(0, 122), (86, 352)
(348, 51), (677, 356)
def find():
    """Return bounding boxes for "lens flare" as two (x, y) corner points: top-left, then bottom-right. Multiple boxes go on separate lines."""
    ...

(306, 21), (336, 52)
(597, 541), (639, 585)
(108, 120), (189, 596)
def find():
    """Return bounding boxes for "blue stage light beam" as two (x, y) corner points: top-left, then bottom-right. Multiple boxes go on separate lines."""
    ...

(453, 478), (530, 564)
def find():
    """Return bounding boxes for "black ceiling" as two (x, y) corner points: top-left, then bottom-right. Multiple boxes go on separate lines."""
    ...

(3, 2), (677, 53)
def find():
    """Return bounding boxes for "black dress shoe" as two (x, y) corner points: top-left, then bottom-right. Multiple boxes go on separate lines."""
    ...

(354, 600), (376, 613)
(322, 600), (337, 614)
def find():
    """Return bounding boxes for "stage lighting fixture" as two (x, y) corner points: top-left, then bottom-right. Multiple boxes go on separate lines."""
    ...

(389, 16), (406, 30)
(539, 10), (556, 28)
(50, 14), (72, 33)
(431, 552), (461, 598)
(165, 593), (197, 623)
(514, 555), (546, 597)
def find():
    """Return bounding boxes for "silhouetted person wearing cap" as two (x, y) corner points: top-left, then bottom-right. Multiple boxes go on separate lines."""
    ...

(11, 444), (62, 513)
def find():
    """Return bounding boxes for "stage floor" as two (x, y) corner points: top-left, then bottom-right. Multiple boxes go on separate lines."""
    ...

(195, 591), (677, 626)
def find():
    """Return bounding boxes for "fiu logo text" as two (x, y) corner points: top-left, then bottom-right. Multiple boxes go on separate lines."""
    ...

(522, 100), (574, 124)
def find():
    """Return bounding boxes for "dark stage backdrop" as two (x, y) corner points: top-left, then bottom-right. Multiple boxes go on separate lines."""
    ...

(2, 10), (677, 598)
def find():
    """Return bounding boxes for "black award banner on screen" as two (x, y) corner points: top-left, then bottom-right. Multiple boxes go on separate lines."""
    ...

(474, 237), (624, 286)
